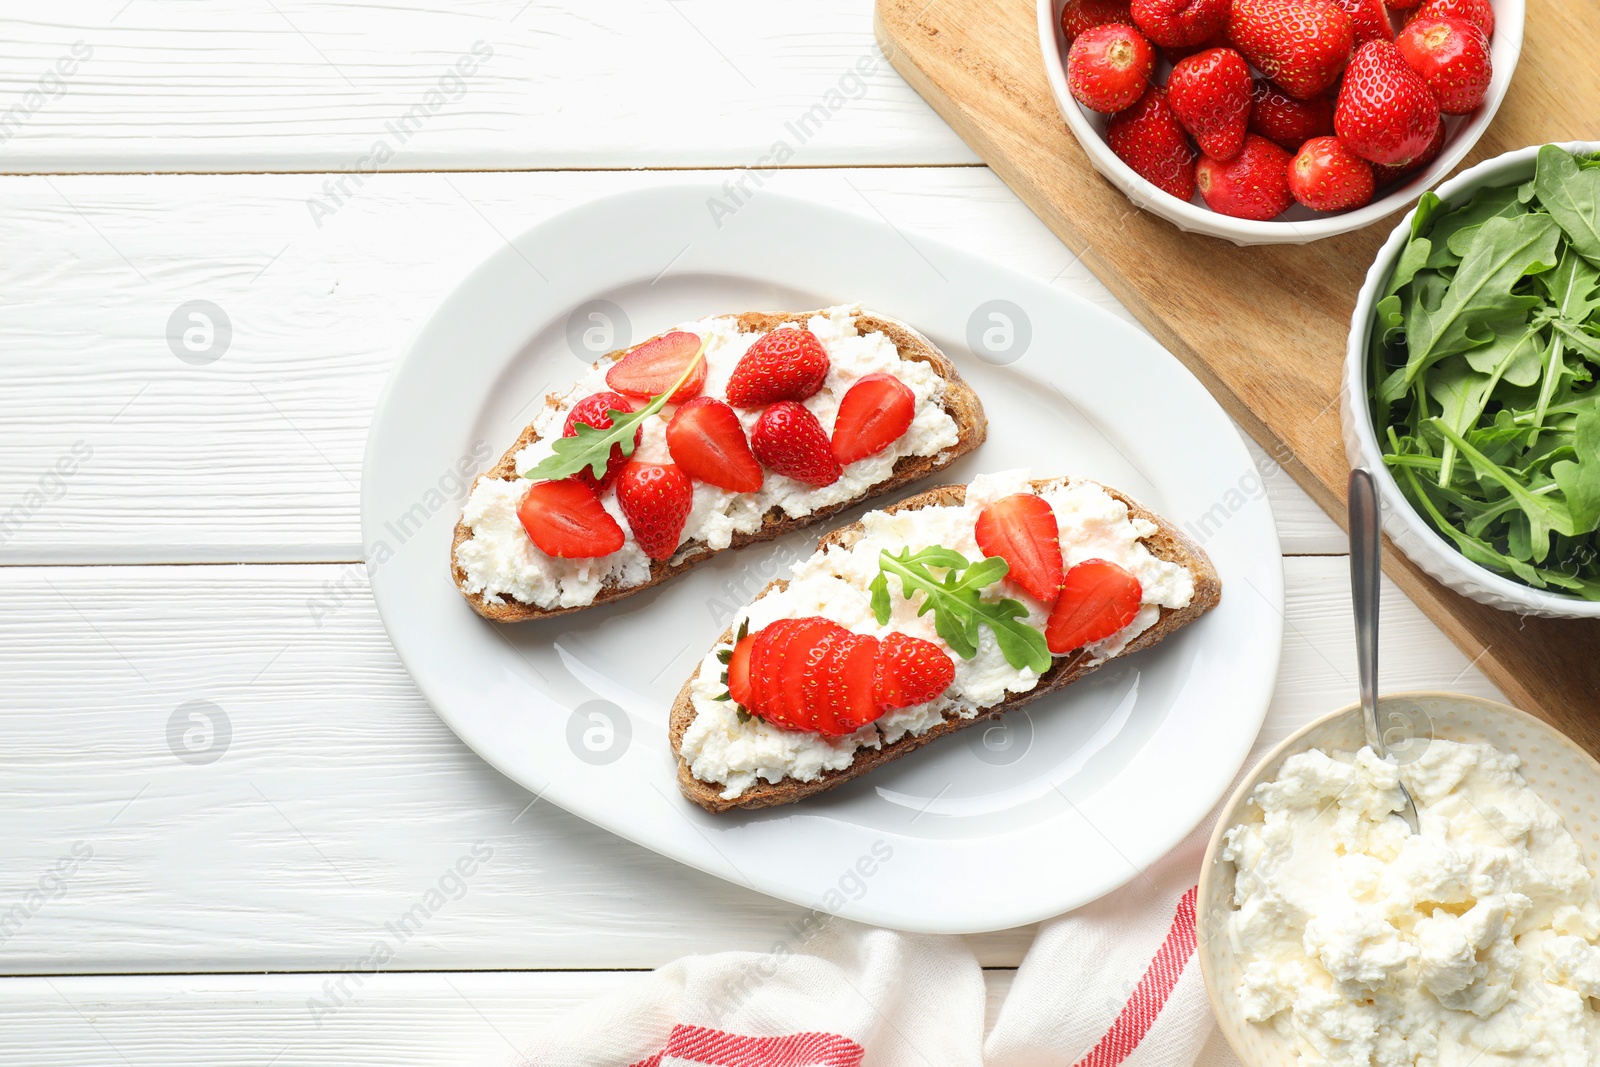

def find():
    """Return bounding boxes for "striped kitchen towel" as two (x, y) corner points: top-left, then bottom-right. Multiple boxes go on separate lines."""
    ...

(506, 818), (1239, 1067)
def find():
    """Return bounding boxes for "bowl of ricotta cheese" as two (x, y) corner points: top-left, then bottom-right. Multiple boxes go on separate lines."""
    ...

(1198, 692), (1600, 1067)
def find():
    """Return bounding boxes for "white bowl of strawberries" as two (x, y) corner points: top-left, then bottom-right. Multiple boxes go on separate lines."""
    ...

(1038, 0), (1523, 243)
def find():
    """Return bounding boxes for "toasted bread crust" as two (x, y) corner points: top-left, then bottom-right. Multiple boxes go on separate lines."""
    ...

(669, 480), (1223, 813)
(450, 309), (986, 621)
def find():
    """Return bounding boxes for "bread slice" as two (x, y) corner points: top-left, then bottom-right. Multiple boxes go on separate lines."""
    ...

(669, 479), (1222, 813)
(451, 308), (986, 622)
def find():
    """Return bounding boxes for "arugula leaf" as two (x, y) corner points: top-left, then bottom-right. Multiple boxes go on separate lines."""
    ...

(869, 547), (1052, 673)
(1426, 361), (1493, 486)
(521, 335), (708, 482)
(1461, 315), (1545, 388)
(1396, 213), (1560, 393)
(1535, 143), (1600, 265)
(1425, 184), (1524, 271)
(1429, 418), (1578, 546)
(1552, 408), (1600, 534)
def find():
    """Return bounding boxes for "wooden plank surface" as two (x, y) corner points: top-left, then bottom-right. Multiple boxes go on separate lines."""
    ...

(0, 558), (1498, 974)
(0, 2), (976, 172)
(875, 0), (1600, 748)
(0, 970), (1018, 1067)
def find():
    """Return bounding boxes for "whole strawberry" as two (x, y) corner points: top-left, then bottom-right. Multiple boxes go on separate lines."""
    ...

(1068, 23), (1157, 113)
(1196, 134), (1294, 219)
(615, 461), (693, 561)
(1407, 0), (1492, 38)
(1395, 16), (1491, 114)
(563, 391), (639, 492)
(1335, 39), (1441, 165)
(1331, 0), (1393, 45)
(1106, 87), (1198, 200)
(1167, 48), (1253, 160)
(1061, 0), (1135, 42)
(1370, 120), (1444, 185)
(1229, 0), (1355, 99)
(751, 401), (841, 487)
(1287, 135), (1375, 210)
(1249, 80), (1335, 149)
(1130, 0), (1230, 47)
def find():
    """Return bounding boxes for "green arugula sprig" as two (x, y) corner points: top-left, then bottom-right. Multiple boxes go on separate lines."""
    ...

(1368, 145), (1600, 599)
(521, 335), (709, 482)
(868, 546), (1052, 672)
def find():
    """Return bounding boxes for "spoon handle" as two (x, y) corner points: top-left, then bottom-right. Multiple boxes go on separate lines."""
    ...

(1349, 468), (1383, 755)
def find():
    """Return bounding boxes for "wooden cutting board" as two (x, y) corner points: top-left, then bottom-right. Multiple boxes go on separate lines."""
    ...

(876, 0), (1600, 750)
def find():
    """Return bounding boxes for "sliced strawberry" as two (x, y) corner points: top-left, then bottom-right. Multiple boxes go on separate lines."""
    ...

(665, 396), (763, 493)
(563, 391), (639, 491)
(829, 633), (883, 735)
(751, 401), (842, 487)
(872, 646), (904, 711)
(875, 633), (956, 710)
(615, 460), (693, 561)
(797, 624), (848, 733)
(604, 331), (706, 403)
(748, 617), (803, 715)
(974, 494), (1065, 605)
(1046, 559), (1144, 654)
(739, 619), (943, 735)
(516, 479), (625, 559)
(726, 632), (756, 708)
(774, 618), (843, 727)
(831, 373), (916, 466)
(726, 328), (830, 408)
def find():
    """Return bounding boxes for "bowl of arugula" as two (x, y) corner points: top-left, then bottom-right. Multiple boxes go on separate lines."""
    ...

(1344, 142), (1600, 617)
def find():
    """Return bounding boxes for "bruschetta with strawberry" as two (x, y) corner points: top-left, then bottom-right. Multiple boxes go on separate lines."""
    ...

(451, 305), (986, 619)
(671, 470), (1221, 812)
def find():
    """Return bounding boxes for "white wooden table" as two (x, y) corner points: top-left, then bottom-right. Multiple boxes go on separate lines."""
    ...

(0, 4), (1505, 1062)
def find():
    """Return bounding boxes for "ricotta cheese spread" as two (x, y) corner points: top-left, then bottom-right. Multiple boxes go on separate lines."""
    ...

(453, 304), (962, 610)
(1223, 740), (1600, 1067)
(679, 468), (1196, 799)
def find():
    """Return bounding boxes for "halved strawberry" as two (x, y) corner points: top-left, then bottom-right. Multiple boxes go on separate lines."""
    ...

(1046, 559), (1144, 653)
(875, 633), (956, 710)
(604, 331), (706, 403)
(665, 396), (763, 493)
(751, 401), (841, 487)
(563, 391), (639, 491)
(975, 494), (1065, 605)
(726, 632), (756, 708)
(831, 373), (915, 466)
(517, 479), (626, 559)
(615, 460), (693, 561)
(726, 328), (830, 408)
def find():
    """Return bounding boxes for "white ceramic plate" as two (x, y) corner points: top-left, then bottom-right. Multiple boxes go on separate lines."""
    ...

(362, 185), (1284, 933)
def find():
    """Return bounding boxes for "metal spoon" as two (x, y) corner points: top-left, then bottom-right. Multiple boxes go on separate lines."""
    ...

(1348, 468), (1421, 833)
